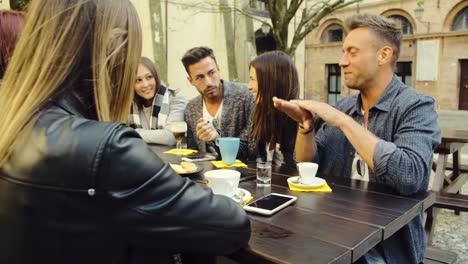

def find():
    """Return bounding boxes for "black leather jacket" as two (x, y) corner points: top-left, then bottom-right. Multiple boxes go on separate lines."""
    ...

(0, 93), (250, 264)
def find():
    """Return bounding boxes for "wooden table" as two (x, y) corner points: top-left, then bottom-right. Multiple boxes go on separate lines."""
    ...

(231, 168), (434, 264)
(426, 128), (468, 244)
(147, 144), (255, 182)
(149, 144), (435, 264)
(433, 110), (468, 191)
(432, 129), (468, 193)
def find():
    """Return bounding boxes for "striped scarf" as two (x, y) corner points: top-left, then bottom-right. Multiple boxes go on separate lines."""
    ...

(128, 85), (168, 129)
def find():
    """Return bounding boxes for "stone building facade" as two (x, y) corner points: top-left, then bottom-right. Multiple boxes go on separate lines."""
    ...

(305, 0), (468, 110)
(1, 0), (305, 100)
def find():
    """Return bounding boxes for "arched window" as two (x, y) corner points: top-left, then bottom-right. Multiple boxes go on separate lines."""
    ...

(321, 24), (344, 43)
(388, 15), (413, 35)
(451, 6), (468, 31)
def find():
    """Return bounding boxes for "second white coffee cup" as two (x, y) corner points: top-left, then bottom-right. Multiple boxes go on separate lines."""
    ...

(204, 169), (240, 198)
(296, 162), (319, 185)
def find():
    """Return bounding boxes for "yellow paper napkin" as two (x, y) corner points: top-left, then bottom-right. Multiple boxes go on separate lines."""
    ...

(211, 160), (248, 168)
(287, 182), (332, 192)
(243, 196), (254, 205)
(163, 148), (198, 156)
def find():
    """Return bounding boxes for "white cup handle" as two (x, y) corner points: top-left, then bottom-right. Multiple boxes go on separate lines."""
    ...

(227, 181), (238, 198)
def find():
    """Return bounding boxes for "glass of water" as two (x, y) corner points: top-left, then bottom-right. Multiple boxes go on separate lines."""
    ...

(256, 161), (272, 187)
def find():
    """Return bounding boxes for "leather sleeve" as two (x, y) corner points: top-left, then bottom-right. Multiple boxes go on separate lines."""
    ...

(97, 124), (250, 254)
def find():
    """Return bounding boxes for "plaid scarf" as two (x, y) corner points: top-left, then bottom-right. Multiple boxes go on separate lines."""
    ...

(128, 85), (168, 129)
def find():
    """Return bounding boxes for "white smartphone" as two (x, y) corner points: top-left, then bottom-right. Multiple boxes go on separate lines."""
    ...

(181, 154), (216, 162)
(243, 193), (297, 216)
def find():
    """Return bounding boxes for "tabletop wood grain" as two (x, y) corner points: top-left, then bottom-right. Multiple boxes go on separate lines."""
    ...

(149, 144), (435, 264)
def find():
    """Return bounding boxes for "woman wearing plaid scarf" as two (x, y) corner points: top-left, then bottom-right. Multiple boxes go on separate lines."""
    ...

(128, 57), (187, 145)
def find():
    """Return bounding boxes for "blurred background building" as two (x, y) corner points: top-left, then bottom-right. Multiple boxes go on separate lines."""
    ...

(305, 0), (468, 110)
(1, 0), (467, 108)
(1, 0), (306, 100)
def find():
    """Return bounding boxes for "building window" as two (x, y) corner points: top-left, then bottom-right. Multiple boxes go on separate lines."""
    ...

(395, 62), (412, 85)
(388, 15), (413, 35)
(327, 64), (341, 105)
(321, 24), (344, 43)
(451, 6), (468, 31)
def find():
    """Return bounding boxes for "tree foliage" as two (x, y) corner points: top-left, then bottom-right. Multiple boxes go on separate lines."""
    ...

(148, 0), (168, 83)
(264, 0), (362, 56)
(168, 0), (362, 57)
(9, 0), (30, 11)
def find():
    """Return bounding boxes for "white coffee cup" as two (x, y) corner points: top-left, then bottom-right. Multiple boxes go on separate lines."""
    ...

(204, 169), (240, 198)
(297, 162), (319, 185)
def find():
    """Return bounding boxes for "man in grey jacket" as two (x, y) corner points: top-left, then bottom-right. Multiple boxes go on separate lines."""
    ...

(182, 46), (255, 158)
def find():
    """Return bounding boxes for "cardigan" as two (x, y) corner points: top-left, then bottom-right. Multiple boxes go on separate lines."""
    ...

(184, 80), (255, 159)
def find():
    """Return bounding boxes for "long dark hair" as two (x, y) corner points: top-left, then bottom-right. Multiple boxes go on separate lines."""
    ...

(250, 50), (299, 148)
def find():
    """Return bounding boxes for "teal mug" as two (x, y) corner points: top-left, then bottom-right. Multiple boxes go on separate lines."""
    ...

(215, 137), (240, 165)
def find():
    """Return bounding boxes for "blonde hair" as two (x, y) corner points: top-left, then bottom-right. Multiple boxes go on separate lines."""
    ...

(0, 0), (142, 166)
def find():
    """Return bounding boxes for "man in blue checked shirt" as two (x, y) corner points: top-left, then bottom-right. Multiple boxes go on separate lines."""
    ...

(274, 13), (440, 264)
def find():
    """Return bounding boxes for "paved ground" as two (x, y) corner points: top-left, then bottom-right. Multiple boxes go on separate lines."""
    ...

(431, 180), (468, 264)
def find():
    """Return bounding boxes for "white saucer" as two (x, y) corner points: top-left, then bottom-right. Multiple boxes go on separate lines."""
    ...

(287, 176), (326, 188)
(232, 188), (251, 203)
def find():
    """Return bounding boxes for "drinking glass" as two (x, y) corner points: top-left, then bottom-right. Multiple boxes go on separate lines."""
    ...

(256, 161), (272, 187)
(167, 121), (187, 154)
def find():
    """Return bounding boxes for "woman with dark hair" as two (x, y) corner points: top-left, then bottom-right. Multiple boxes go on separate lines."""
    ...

(0, 10), (25, 80)
(0, 0), (250, 263)
(128, 57), (187, 145)
(248, 50), (299, 167)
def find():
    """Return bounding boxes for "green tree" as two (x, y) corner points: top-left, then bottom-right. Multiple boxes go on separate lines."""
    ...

(180, 0), (363, 57)
(148, 0), (168, 83)
(166, 0), (245, 81)
(161, 0), (363, 82)
(219, 0), (238, 81)
(9, 0), (30, 11)
(263, 0), (362, 57)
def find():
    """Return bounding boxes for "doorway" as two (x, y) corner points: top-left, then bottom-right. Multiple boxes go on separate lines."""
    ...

(459, 60), (468, 110)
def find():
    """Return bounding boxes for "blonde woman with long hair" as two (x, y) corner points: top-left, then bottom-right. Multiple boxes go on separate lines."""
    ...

(0, 1), (250, 263)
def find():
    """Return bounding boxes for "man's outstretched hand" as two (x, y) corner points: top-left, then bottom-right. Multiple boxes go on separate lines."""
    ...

(273, 97), (314, 131)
